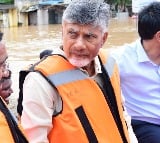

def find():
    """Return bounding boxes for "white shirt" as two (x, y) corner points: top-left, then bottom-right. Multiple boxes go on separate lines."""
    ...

(111, 39), (160, 125)
(21, 48), (137, 143)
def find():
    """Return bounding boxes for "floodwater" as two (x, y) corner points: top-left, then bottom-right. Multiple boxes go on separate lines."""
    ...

(3, 17), (138, 62)
(1, 17), (139, 113)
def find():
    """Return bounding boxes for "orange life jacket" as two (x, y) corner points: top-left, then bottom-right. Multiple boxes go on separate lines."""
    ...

(0, 97), (28, 143)
(33, 50), (130, 143)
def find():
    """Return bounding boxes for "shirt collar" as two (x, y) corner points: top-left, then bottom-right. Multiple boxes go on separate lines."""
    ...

(136, 39), (150, 63)
(94, 56), (102, 74)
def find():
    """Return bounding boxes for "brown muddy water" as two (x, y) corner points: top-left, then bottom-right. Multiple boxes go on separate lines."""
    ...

(1, 17), (139, 114)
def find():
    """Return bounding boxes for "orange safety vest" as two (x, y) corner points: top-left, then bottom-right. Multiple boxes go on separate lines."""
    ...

(0, 97), (28, 143)
(0, 110), (15, 143)
(34, 49), (130, 143)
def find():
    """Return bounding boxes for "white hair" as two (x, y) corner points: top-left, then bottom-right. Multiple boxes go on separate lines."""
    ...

(62, 0), (110, 32)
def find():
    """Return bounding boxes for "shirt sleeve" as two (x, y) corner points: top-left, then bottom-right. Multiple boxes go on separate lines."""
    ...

(21, 72), (60, 143)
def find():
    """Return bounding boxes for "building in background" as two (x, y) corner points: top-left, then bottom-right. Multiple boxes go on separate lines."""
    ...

(0, 0), (72, 27)
(16, 0), (71, 26)
(0, 0), (18, 27)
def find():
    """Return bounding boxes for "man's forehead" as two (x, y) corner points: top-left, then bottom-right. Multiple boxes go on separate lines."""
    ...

(65, 23), (102, 33)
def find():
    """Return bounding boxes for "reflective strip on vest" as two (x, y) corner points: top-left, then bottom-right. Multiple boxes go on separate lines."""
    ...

(48, 69), (88, 86)
(47, 57), (115, 86)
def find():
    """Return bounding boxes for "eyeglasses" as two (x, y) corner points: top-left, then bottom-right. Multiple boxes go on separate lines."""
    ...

(0, 60), (9, 69)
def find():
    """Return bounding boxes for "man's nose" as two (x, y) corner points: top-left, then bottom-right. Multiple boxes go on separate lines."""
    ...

(2, 69), (9, 78)
(75, 37), (86, 49)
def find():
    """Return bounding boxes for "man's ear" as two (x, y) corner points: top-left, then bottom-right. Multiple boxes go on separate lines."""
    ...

(61, 25), (63, 38)
(155, 31), (160, 42)
(102, 32), (108, 44)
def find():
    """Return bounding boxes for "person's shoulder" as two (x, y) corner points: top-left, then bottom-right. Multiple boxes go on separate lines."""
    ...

(26, 71), (52, 86)
(110, 40), (138, 60)
(25, 71), (43, 82)
(110, 46), (125, 61)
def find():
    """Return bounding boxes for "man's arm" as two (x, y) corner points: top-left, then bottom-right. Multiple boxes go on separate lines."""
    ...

(21, 72), (57, 143)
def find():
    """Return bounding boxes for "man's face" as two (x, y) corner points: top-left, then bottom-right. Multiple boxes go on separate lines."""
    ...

(0, 43), (8, 79)
(62, 22), (108, 68)
(0, 79), (13, 104)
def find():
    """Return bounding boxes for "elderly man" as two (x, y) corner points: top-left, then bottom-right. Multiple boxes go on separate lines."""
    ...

(21, 0), (137, 142)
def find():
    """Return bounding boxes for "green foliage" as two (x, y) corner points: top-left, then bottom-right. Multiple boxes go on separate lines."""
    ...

(0, 0), (14, 4)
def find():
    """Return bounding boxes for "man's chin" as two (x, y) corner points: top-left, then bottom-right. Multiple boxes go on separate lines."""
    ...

(69, 58), (89, 68)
